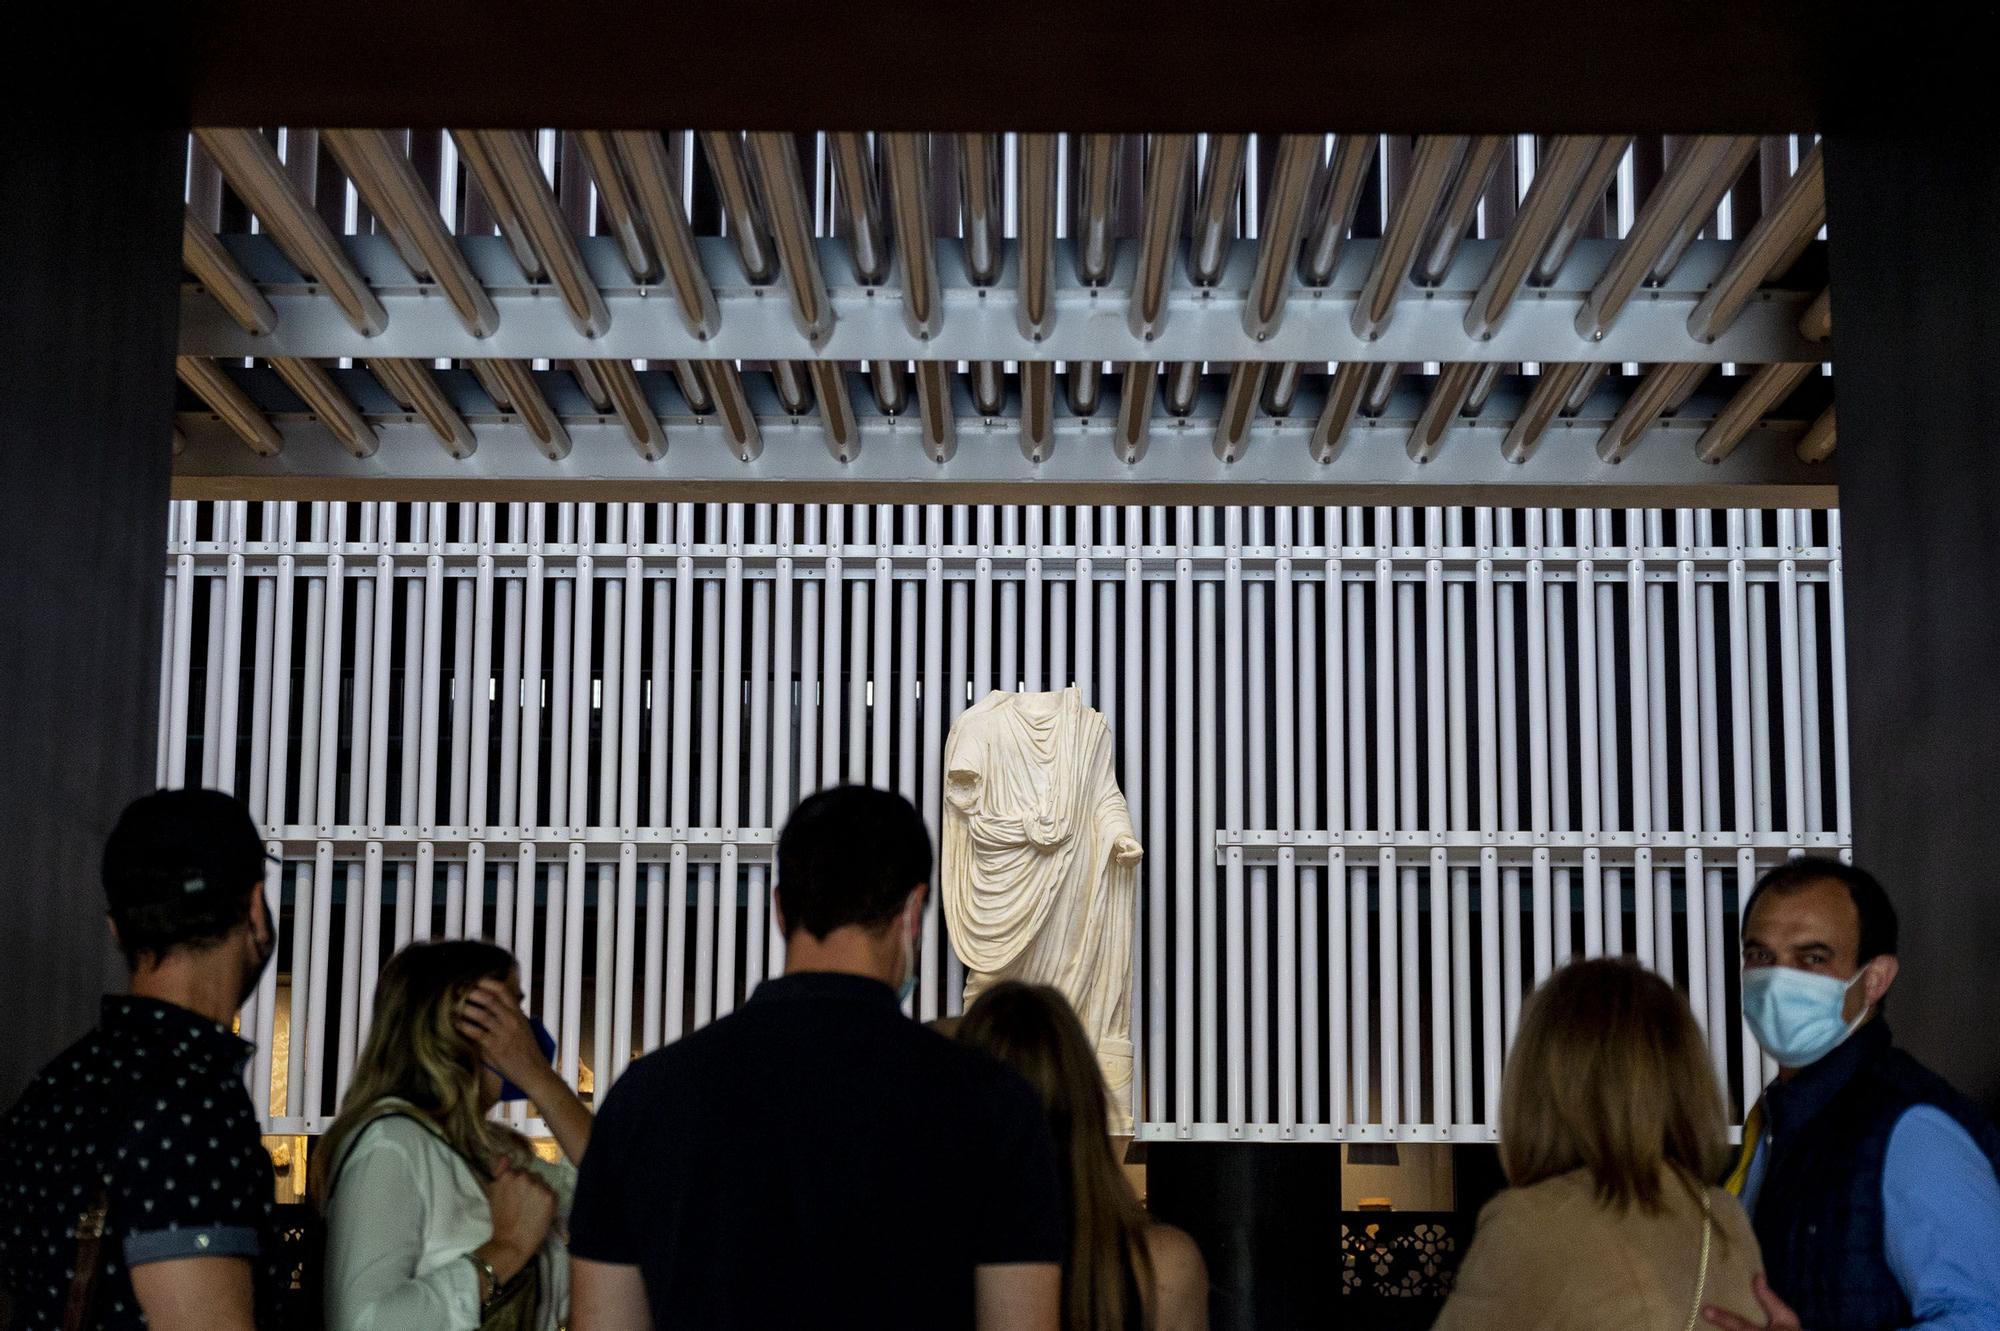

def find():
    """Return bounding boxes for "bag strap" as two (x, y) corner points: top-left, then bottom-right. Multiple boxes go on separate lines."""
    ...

(1680, 1188), (1715, 1331)
(324, 1102), (451, 1205)
(62, 1070), (160, 1331)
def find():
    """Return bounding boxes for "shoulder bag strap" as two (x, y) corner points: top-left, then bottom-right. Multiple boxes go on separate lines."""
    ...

(63, 1076), (160, 1331)
(1680, 1188), (1716, 1331)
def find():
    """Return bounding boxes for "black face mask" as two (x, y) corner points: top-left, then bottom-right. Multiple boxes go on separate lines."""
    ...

(238, 887), (277, 1009)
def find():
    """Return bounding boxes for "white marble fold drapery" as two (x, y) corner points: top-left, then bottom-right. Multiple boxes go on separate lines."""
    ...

(941, 687), (1142, 1133)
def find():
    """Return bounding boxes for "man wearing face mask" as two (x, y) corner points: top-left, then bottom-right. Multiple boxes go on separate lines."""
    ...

(0, 789), (282, 1331)
(1703, 857), (2000, 1331)
(568, 785), (1064, 1331)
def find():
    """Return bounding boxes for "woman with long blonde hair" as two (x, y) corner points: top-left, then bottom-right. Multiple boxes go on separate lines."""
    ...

(311, 940), (592, 1331)
(1434, 958), (1765, 1330)
(957, 982), (1208, 1331)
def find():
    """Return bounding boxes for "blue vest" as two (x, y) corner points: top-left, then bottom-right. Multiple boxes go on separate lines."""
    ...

(1751, 1020), (2000, 1331)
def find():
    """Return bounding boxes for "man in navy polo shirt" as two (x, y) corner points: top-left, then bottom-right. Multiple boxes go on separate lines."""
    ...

(1706, 858), (2000, 1331)
(569, 785), (1063, 1331)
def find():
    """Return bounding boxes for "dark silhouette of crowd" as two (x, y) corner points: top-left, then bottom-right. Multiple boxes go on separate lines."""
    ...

(2, 787), (1995, 1331)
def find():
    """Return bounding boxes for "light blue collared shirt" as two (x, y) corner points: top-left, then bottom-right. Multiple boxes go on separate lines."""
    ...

(1744, 1103), (2000, 1330)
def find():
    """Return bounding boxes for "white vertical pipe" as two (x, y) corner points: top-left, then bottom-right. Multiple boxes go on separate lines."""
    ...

(157, 502), (180, 791)
(445, 515), (474, 938)
(1174, 506), (1197, 1129)
(847, 507), (873, 787)
(1388, 508), (1415, 1129)
(1221, 509), (1246, 1130)
(540, 506), (574, 1054)
(871, 506), (894, 788)
(1325, 506), (1351, 1133)
(642, 509), (672, 1049)
(1273, 510), (1296, 1134)
(822, 506), (846, 788)
(1525, 511), (1553, 987)
(1575, 509), (1605, 957)
(394, 507), (423, 949)
(1629, 540), (1659, 972)
(745, 505), (776, 995)
(1445, 507), (1473, 1125)
(1073, 508), (1093, 700)
(1248, 510), (1272, 1127)
(665, 506), (697, 1039)
(797, 506), (822, 804)
(919, 506), (947, 1020)
(1421, 508), (1450, 1130)
(561, 507), (595, 1086)
(1119, 506), (1141, 1130)
(1024, 507), (1044, 693)
(1148, 507), (1172, 1123)
(337, 531), (375, 1097)
(716, 505), (747, 1017)
(466, 509), (498, 933)
(947, 505), (973, 1012)
(1696, 510), (1730, 1076)
(694, 507), (723, 1029)
(1296, 506), (1322, 1129)
(1475, 508), (1502, 1127)
(201, 576), (225, 789)
(1596, 551), (1624, 956)
(770, 506), (797, 979)
(1198, 508), (1221, 1126)
(1051, 507), (1071, 695)
(1347, 511), (1370, 1128)
(215, 504), (247, 793)
(1748, 510), (1775, 838)
(610, 510), (644, 1075)
(896, 543), (921, 1015)
(415, 510), (446, 939)
(1675, 512), (1712, 1031)
(1544, 509), (1574, 966)
(1000, 507), (1020, 692)
(1495, 510), (1524, 1047)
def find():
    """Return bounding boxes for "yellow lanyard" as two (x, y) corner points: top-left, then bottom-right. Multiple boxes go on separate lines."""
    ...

(1724, 1100), (1765, 1197)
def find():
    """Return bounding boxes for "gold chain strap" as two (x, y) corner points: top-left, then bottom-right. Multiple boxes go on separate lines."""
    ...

(1681, 1188), (1715, 1331)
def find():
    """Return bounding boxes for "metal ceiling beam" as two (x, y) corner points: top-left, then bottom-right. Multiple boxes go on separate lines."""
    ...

(1576, 136), (1753, 342)
(173, 407), (1832, 506)
(882, 133), (940, 339)
(1596, 361), (1707, 462)
(573, 131), (660, 284)
(183, 215), (276, 335)
(368, 357), (476, 458)
(194, 127), (387, 336)
(1352, 135), (1463, 341)
(612, 130), (718, 339)
(177, 356), (283, 456)
(747, 131), (834, 345)
(453, 129), (611, 337)
(468, 357), (569, 460)
(182, 236), (1823, 365)
(320, 128), (499, 338)
(270, 356), (377, 458)
(1688, 142), (1825, 343)
(1016, 133), (1059, 341)
(1130, 134), (1194, 342)
(1695, 362), (1815, 462)
(1243, 134), (1323, 341)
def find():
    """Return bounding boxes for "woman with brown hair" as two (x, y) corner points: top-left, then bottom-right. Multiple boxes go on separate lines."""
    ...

(310, 940), (592, 1331)
(957, 981), (1208, 1331)
(1433, 958), (1765, 1331)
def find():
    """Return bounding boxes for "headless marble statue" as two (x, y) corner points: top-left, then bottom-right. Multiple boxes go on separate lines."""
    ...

(941, 687), (1142, 1133)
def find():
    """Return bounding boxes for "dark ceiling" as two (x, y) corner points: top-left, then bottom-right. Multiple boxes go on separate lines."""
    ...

(171, 0), (1861, 132)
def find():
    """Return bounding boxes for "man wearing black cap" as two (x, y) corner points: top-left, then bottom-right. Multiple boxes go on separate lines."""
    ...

(0, 789), (281, 1331)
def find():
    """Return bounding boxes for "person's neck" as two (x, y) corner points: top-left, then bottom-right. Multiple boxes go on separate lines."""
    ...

(128, 954), (241, 1029)
(781, 924), (900, 987)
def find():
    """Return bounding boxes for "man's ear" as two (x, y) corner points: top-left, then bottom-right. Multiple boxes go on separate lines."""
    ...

(908, 882), (929, 926)
(772, 885), (789, 937)
(1864, 953), (1899, 1007)
(105, 914), (123, 951)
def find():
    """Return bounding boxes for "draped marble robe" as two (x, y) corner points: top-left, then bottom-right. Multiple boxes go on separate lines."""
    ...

(942, 687), (1143, 1133)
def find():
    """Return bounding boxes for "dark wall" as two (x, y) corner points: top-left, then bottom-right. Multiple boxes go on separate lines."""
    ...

(1824, 134), (2000, 1114)
(0, 124), (184, 1102)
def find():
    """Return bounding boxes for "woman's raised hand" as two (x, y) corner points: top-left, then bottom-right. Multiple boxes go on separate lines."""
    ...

(457, 978), (552, 1093)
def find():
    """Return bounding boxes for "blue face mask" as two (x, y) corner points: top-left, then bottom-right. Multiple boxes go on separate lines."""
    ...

(1741, 965), (1869, 1069)
(495, 1017), (559, 1102)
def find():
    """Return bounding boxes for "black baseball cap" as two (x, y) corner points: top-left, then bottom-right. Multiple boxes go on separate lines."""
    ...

(102, 788), (275, 909)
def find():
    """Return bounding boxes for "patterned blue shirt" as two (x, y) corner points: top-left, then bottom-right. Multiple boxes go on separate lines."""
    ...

(0, 997), (278, 1329)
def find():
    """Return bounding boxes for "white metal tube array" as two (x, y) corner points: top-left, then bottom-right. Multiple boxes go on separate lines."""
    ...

(160, 499), (1846, 1140)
